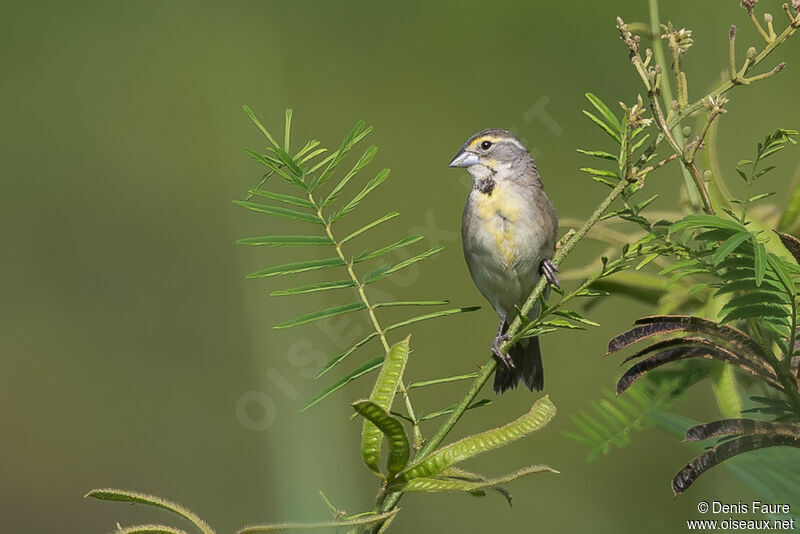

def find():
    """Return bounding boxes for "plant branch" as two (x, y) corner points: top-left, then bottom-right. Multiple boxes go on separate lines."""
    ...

(766, 13), (778, 41)
(648, 85), (683, 155)
(624, 116), (634, 180)
(666, 30), (687, 108)
(786, 296), (798, 376)
(778, 161), (800, 232)
(644, 70), (716, 214)
(646, 0), (702, 210)
(640, 152), (679, 174)
(686, 110), (718, 163)
(374, 178), (632, 523)
(309, 192), (424, 449)
(506, 179), (632, 351)
(669, 19), (797, 128)
(374, 3), (799, 527)
(784, 3), (797, 24)
(748, 10), (773, 44)
(683, 162), (715, 215)
(618, 1), (799, 218)
(771, 290), (800, 413)
(635, 131), (665, 169)
(620, 12), (716, 214)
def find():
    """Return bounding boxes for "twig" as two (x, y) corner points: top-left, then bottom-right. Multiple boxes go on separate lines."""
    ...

(624, 117), (634, 181)
(648, 86), (683, 154)
(686, 109), (719, 163)
(749, 9), (773, 43)
(737, 46), (757, 80)
(683, 162), (715, 215)
(666, 29), (687, 108)
(372, 2), (800, 529)
(310, 192), (424, 449)
(645, 0), (702, 209)
(729, 25), (738, 79)
(744, 61), (786, 83)
(375, 178), (632, 522)
(669, 20), (797, 127)
(645, 79), (716, 214)
(503, 179), (632, 356)
(640, 152), (679, 174)
(701, 114), (734, 211)
(783, 3), (796, 24)
(766, 13), (777, 41)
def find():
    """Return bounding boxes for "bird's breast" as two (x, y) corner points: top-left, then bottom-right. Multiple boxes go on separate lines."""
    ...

(469, 181), (526, 268)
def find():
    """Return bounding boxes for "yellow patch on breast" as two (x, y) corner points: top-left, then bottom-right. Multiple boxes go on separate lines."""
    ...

(473, 182), (522, 268)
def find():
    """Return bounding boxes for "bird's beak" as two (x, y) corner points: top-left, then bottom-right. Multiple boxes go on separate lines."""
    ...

(448, 150), (480, 168)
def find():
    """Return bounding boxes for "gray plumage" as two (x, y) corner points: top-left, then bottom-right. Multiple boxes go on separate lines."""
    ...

(450, 128), (558, 393)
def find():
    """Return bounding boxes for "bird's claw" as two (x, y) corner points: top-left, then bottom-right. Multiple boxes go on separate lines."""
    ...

(491, 333), (515, 370)
(541, 259), (559, 288)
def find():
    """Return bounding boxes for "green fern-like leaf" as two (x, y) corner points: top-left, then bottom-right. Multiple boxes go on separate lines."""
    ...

(563, 382), (683, 462)
(237, 109), (480, 410)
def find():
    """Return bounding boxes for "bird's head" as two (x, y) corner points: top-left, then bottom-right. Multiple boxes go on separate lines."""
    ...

(448, 129), (531, 181)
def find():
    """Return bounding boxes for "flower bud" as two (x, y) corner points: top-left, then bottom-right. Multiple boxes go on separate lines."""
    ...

(740, 0), (758, 14)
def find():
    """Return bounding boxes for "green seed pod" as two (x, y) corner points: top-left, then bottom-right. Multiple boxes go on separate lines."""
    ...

(395, 396), (557, 482)
(359, 336), (411, 476)
(353, 400), (410, 478)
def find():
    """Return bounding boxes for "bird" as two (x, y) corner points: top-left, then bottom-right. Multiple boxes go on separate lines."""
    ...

(449, 128), (559, 393)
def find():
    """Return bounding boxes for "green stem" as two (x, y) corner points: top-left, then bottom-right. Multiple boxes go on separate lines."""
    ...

(309, 192), (424, 449)
(758, 271), (800, 413)
(374, 178), (632, 524)
(740, 181), (753, 224)
(778, 161), (800, 232)
(700, 117), (733, 211)
(373, 6), (800, 527)
(683, 161), (715, 215)
(685, 111), (716, 164)
(645, 73), (715, 215)
(648, 0), (701, 210)
(505, 179), (631, 349)
(776, 297), (800, 414)
(785, 296), (797, 375)
(749, 11), (773, 44)
(640, 152), (679, 174)
(668, 21), (798, 129)
(528, 273), (601, 328)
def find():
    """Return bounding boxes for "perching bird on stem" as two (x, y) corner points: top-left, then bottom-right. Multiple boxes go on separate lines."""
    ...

(450, 129), (559, 393)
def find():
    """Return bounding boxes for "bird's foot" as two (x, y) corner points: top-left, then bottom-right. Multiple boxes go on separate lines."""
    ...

(491, 333), (515, 370)
(540, 259), (560, 288)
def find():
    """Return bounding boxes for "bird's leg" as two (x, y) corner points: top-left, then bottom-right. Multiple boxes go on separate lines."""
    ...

(491, 316), (515, 370)
(540, 258), (559, 288)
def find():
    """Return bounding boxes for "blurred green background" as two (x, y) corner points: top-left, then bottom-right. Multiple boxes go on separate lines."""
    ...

(2, 1), (799, 532)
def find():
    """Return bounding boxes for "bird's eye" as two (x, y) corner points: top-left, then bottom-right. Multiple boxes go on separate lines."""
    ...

(481, 140), (492, 150)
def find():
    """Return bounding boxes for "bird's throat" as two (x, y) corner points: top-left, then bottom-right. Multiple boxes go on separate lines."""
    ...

(476, 177), (495, 195)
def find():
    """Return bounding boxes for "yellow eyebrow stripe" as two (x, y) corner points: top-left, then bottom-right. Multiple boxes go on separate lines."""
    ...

(469, 135), (505, 149)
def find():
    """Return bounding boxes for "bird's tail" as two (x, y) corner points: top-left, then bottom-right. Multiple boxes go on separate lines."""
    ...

(493, 334), (544, 394)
